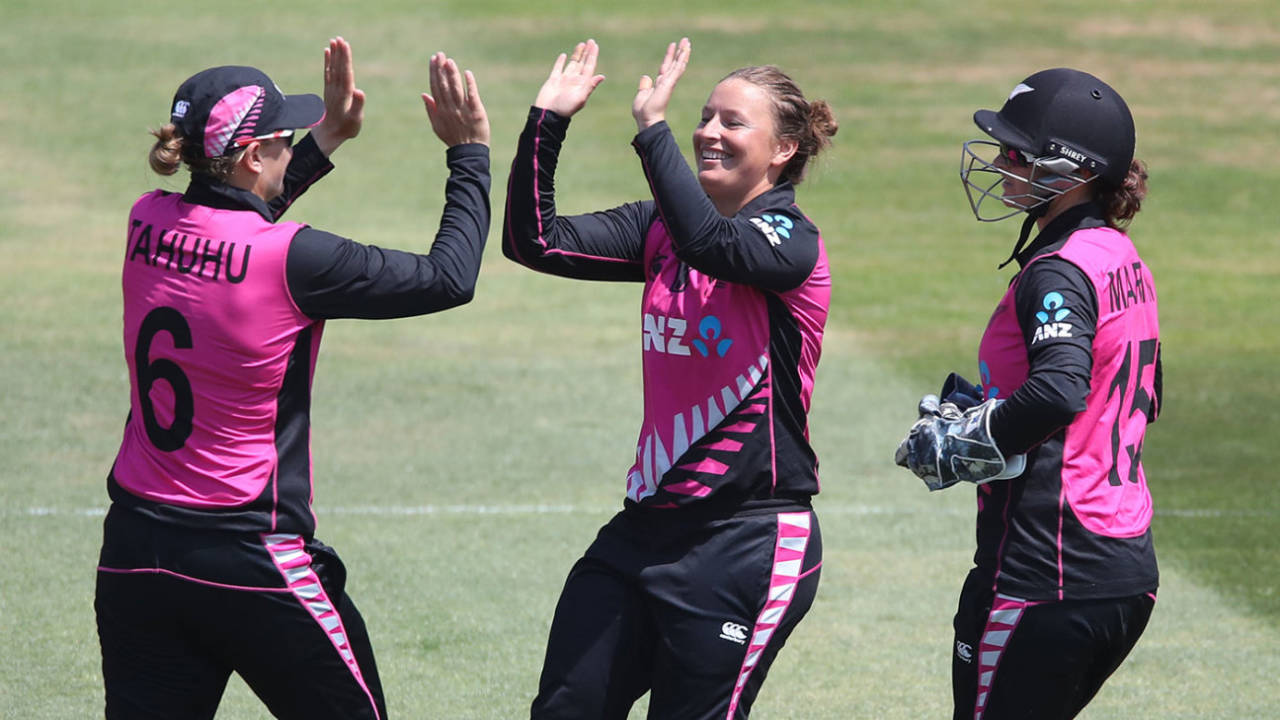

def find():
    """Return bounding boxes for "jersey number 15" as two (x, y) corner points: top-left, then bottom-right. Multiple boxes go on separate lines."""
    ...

(1104, 337), (1158, 487)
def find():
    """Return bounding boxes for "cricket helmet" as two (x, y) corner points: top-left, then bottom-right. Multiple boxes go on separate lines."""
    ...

(961, 68), (1135, 222)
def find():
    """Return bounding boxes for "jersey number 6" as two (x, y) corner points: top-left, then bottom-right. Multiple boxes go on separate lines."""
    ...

(135, 306), (194, 452)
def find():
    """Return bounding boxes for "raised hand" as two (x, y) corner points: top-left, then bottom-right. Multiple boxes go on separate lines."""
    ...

(422, 52), (490, 147)
(312, 36), (366, 156)
(533, 39), (606, 118)
(632, 37), (690, 132)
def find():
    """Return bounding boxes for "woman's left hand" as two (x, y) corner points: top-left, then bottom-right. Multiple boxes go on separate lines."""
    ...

(534, 39), (606, 118)
(312, 36), (366, 156)
(632, 37), (690, 132)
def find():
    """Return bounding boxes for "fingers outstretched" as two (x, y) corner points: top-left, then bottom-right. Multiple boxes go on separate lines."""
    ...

(423, 52), (489, 147)
(533, 38), (606, 118)
(633, 37), (690, 131)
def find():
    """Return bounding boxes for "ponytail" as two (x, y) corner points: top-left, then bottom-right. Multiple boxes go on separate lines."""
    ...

(722, 66), (838, 185)
(792, 99), (838, 184)
(147, 123), (243, 182)
(1099, 158), (1148, 229)
(148, 124), (184, 176)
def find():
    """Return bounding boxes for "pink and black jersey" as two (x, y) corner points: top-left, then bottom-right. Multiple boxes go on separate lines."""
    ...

(107, 137), (491, 540)
(975, 202), (1161, 601)
(114, 187), (319, 532)
(503, 108), (829, 514)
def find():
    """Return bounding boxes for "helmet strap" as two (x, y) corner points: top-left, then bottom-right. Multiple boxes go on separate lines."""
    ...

(997, 206), (1045, 269)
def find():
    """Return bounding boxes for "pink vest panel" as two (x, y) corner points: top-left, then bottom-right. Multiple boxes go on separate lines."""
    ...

(625, 221), (829, 504)
(112, 190), (319, 509)
(979, 227), (1159, 537)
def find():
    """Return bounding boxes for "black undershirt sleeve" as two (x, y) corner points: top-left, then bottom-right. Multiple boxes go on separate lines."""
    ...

(989, 257), (1098, 455)
(268, 134), (336, 220)
(285, 143), (491, 319)
(501, 107), (648, 281)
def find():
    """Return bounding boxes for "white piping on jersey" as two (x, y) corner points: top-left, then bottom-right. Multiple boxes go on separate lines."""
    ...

(627, 353), (770, 502)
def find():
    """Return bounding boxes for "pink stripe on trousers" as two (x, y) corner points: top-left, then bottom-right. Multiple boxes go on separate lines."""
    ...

(262, 533), (382, 720)
(725, 512), (811, 718)
(971, 593), (1039, 720)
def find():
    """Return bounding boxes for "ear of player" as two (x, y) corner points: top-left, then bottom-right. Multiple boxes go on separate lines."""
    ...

(894, 395), (1026, 491)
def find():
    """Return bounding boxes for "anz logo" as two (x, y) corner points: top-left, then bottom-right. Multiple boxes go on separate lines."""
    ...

(749, 213), (794, 247)
(1032, 291), (1074, 345)
(691, 316), (733, 357)
(978, 360), (999, 400)
(644, 314), (734, 357)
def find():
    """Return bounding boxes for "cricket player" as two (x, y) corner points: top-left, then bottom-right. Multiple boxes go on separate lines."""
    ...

(504, 38), (838, 719)
(96, 39), (489, 719)
(896, 67), (1162, 720)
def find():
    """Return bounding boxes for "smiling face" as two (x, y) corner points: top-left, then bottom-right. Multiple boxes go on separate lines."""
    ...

(691, 78), (796, 216)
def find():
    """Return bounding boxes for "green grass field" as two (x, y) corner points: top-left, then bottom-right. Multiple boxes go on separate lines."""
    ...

(2, 0), (1277, 717)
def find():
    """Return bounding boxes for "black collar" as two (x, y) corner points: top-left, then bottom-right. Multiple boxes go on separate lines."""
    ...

(738, 180), (797, 217)
(182, 174), (275, 222)
(1011, 201), (1108, 269)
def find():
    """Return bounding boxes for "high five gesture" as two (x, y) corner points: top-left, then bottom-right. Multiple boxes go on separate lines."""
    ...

(506, 34), (837, 720)
(633, 37), (690, 131)
(533, 39), (606, 117)
(423, 51), (490, 147)
(113, 37), (493, 720)
(311, 36), (366, 156)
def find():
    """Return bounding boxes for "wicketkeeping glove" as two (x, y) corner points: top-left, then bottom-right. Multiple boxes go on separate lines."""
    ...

(894, 397), (1026, 491)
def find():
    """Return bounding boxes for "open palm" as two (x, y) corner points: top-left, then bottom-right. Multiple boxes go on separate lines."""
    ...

(422, 52), (489, 147)
(311, 36), (366, 156)
(534, 39), (605, 118)
(633, 38), (690, 131)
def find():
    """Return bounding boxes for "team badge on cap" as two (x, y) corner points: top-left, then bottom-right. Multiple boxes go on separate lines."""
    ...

(168, 65), (324, 158)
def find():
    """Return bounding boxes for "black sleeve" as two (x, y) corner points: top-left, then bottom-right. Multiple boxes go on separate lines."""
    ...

(989, 257), (1098, 455)
(268, 134), (335, 220)
(285, 143), (491, 319)
(501, 107), (648, 282)
(630, 122), (820, 293)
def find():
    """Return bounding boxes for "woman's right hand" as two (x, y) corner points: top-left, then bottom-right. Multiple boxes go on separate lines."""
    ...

(533, 39), (605, 118)
(422, 52), (490, 147)
(311, 36), (366, 157)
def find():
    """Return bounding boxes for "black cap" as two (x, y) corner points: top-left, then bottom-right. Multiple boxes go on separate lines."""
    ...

(170, 65), (325, 158)
(974, 68), (1134, 185)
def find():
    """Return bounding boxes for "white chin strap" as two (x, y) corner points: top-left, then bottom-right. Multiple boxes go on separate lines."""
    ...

(960, 140), (1092, 223)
